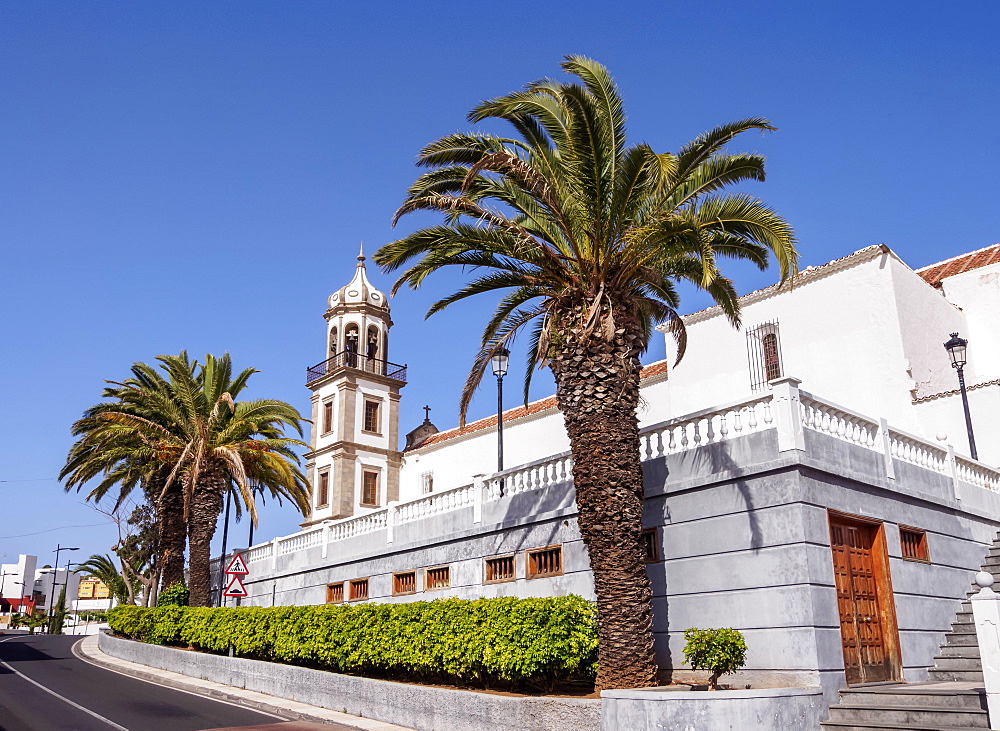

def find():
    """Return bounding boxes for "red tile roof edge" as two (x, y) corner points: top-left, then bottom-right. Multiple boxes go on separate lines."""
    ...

(912, 378), (1000, 404)
(916, 243), (1000, 289)
(411, 360), (669, 451)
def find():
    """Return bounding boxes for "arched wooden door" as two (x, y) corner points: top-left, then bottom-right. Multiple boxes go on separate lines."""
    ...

(829, 514), (902, 685)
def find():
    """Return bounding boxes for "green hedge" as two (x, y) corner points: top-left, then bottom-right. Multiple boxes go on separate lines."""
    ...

(108, 596), (598, 689)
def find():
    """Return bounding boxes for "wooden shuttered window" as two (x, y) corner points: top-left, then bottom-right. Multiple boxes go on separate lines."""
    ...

(361, 471), (379, 506)
(317, 470), (329, 507)
(326, 583), (344, 604)
(900, 527), (930, 562)
(393, 571), (416, 595)
(425, 565), (450, 590)
(349, 578), (369, 601)
(485, 555), (515, 583)
(527, 546), (563, 579)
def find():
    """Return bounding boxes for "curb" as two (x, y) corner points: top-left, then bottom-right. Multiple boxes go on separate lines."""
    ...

(74, 634), (412, 731)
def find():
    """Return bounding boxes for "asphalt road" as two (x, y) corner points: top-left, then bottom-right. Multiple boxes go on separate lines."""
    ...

(0, 633), (287, 731)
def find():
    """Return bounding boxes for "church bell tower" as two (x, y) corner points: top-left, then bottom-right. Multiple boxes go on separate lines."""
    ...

(302, 247), (406, 525)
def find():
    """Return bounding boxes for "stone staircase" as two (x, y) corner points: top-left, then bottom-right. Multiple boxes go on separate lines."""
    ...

(820, 534), (1000, 730)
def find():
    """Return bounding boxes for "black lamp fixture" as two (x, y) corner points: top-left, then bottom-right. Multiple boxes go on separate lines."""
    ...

(944, 332), (978, 460)
(48, 545), (79, 633)
(491, 347), (510, 485)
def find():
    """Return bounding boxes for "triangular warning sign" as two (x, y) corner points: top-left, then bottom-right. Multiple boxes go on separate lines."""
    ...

(223, 575), (248, 598)
(225, 553), (250, 575)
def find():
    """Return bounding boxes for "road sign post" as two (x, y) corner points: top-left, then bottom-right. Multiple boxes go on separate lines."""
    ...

(223, 551), (250, 603)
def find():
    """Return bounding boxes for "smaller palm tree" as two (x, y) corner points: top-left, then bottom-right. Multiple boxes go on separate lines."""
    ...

(74, 555), (131, 606)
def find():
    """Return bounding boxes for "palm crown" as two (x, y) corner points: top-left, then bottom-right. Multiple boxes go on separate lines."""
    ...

(376, 55), (797, 417)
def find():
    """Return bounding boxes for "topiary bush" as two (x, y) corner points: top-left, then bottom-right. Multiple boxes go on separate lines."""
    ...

(109, 595), (598, 690)
(682, 627), (748, 689)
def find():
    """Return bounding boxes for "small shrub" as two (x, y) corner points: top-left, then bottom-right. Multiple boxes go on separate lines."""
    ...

(157, 582), (189, 607)
(682, 627), (747, 690)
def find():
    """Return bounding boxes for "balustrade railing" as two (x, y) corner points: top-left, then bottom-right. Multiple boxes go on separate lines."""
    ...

(243, 385), (1000, 566)
(306, 351), (407, 385)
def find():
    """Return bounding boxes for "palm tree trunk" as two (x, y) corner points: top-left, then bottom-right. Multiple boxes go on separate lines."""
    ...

(549, 311), (657, 691)
(187, 469), (226, 607)
(157, 480), (187, 590)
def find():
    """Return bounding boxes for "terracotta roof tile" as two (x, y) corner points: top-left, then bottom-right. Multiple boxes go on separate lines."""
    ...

(917, 243), (1000, 288)
(412, 360), (669, 450)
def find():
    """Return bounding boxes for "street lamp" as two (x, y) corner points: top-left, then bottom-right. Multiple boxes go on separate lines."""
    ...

(491, 347), (510, 495)
(944, 333), (979, 461)
(48, 545), (79, 633)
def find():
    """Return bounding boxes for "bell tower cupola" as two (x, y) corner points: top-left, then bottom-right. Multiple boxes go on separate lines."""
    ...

(303, 245), (407, 526)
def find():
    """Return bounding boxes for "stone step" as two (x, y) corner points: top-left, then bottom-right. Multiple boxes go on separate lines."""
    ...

(940, 644), (981, 659)
(927, 669), (985, 682)
(827, 704), (988, 727)
(821, 721), (990, 731)
(837, 689), (986, 710)
(932, 656), (982, 671)
(946, 632), (980, 646)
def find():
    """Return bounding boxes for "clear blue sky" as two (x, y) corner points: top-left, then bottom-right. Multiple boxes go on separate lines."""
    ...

(2, 1), (998, 566)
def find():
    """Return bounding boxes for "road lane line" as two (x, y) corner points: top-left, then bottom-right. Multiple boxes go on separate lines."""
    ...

(0, 636), (130, 731)
(70, 637), (287, 720)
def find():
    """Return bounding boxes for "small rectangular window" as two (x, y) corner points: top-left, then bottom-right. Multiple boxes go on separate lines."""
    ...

(364, 401), (381, 433)
(326, 582), (344, 604)
(425, 565), (450, 590)
(641, 528), (660, 564)
(361, 471), (379, 506)
(747, 321), (783, 392)
(322, 401), (333, 433)
(393, 571), (417, 595)
(317, 470), (330, 507)
(900, 527), (930, 562)
(349, 578), (369, 601)
(527, 546), (563, 579)
(485, 555), (515, 583)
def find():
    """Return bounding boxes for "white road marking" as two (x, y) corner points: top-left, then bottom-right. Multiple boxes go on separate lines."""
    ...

(0, 635), (130, 730)
(70, 636), (287, 721)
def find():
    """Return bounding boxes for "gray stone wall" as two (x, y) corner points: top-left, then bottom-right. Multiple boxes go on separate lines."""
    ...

(233, 427), (1000, 706)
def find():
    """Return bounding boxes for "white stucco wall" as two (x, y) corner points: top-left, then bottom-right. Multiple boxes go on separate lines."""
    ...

(937, 260), (1000, 384)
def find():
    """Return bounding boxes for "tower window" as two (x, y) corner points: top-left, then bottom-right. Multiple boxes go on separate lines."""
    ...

(363, 400), (381, 433)
(317, 469), (330, 508)
(322, 400), (333, 434)
(361, 471), (379, 506)
(747, 321), (784, 391)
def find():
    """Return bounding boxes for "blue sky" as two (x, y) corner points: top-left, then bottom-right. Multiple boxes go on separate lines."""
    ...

(2, 1), (998, 567)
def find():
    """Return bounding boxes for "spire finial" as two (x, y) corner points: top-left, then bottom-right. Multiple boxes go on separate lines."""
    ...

(423, 405), (432, 423)
(357, 242), (365, 264)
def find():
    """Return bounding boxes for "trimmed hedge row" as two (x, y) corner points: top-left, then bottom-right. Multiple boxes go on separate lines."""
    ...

(108, 596), (598, 688)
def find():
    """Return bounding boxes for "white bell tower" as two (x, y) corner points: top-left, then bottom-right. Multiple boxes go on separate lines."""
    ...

(302, 247), (406, 525)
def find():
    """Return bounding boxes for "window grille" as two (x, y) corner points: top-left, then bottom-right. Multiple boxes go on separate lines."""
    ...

(527, 546), (563, 579)
(747, 320), (784, 392)
(361, 471), (379, 506)
(363, 401), (380, 433)
(641, 528), (660, 563)
(425, 565), (450, 589)
(393, 571), (417, 595)
(317, 470), (330, 507)
(349, 578), (369, 601)
(485, 555), (516, 583)
(900, 527), (930, 562)
(326, 583), (344, 604)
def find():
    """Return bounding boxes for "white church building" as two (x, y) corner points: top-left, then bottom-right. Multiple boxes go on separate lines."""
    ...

(230, 241), (1000, 710)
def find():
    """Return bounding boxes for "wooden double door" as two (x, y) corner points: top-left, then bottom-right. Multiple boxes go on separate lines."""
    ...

(829, 515), (902, 685)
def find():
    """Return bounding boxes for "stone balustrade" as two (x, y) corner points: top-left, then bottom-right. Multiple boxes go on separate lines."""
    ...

(242, 380), (1000, 566)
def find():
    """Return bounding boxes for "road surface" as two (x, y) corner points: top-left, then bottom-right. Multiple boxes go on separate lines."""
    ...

(0, 632), (296, 730)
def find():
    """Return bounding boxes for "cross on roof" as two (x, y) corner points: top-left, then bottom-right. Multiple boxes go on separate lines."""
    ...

(423, 405), (432, 421)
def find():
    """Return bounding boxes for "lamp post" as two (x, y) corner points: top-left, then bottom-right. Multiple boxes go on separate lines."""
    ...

(48, 545), (78, 633)
(944, 332), (979, 461)
(491, 347), (510, 495)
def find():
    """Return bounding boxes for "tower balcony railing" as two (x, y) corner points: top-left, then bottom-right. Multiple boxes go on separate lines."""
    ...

(306, 350), (407, 385)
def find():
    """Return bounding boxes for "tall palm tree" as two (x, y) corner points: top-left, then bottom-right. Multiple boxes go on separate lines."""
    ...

(62, 359), (195, 590)
(63, 353), (311, 606)
(137, 353), (310, 606)
(375, 56), (798, 690)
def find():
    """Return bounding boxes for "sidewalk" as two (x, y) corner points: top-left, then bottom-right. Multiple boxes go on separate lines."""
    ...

(73, 634), (414, 731)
